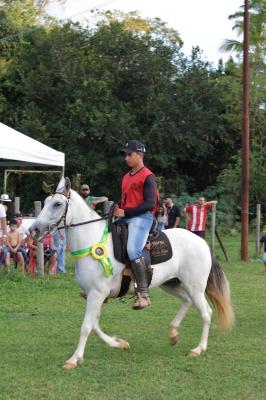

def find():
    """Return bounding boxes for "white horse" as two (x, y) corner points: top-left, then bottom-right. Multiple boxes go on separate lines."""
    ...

(30, 177), (234, 369)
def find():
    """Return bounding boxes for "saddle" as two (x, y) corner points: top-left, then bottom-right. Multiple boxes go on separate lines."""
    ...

(111, 219), (173, 267)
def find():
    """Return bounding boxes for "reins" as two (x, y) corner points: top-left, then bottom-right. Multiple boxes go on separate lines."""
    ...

(52, 191), (115, 232)
(57, 213), (110, 230)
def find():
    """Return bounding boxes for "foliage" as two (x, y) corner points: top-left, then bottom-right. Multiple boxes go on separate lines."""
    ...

(0, 5), (265, 224)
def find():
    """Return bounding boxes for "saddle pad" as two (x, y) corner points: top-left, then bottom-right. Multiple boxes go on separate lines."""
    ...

(149, 230), (173, 265)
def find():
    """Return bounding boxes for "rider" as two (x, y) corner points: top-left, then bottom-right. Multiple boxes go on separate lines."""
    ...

(114, 140), (158, 310)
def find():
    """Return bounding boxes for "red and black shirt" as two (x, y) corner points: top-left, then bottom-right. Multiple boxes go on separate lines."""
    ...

(120, 166), (158, 218)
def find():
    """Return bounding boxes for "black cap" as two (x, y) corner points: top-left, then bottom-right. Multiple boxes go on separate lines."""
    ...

(14, 212), (23, 217)
(120, 140), (146, 154)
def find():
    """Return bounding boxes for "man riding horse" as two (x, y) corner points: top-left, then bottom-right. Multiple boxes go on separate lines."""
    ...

(114, 140), (158, 310)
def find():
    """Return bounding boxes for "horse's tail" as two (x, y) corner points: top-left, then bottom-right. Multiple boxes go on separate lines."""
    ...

(205, 253), (235, 331)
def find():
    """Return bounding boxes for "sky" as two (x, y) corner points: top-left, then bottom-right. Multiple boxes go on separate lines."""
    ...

(47, 0), (243, 66)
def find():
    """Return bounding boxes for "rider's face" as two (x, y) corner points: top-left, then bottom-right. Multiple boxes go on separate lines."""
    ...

(124, 152), (143, 168)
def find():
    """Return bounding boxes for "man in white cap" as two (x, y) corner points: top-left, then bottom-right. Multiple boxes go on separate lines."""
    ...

(0, 194), (12, 241)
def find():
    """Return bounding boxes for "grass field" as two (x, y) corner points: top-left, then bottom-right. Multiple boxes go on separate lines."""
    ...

(0, 234), (265, 400)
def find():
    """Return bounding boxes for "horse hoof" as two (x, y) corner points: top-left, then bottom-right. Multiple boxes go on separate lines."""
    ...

(188, 350), (201, 358)
(116, 338), (130, 350)
(170, 335), (179, 346)
(63, 362), (78, 369)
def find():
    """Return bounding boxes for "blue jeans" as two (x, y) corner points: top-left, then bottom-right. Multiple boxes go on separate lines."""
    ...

(118, 212), (154, 260)
(53, 230), (66, 273)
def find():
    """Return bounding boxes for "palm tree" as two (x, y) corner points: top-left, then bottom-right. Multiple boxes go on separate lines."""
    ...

(220, 0), (266, 63)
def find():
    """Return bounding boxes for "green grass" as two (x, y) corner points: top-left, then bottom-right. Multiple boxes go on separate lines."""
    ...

(0, 234), (265, 400)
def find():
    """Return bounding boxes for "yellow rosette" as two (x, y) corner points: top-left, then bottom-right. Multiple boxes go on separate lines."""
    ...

(70, 223), (113, 277)
(91, 243), (107, 260)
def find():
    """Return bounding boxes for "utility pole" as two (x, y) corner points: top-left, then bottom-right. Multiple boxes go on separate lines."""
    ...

(241, 0), (250, 261)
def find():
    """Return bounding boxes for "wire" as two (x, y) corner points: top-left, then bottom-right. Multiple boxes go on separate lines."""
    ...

(60, 0), (117, 20)
(0, 0), (118, 43)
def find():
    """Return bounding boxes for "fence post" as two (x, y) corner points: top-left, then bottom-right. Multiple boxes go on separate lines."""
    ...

(210, 203), (216, 254)
(255, 204), (261, 258)
(34, 201), (44, 276)
(14, 197), (20, 213)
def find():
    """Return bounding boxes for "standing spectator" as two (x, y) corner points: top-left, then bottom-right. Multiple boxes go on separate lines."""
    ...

(259, 225), (266, 273)
(53, 229), (66, 273)
(163, 195), (181, 229)
(0, 194), (11, 241)
(80, 184), (108, 210)
(183, 196), (217, 239)
(13, 212), (29, 266)
(155, 205), (168, 231)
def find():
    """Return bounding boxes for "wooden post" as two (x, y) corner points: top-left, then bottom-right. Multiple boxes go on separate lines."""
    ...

(215, 229), (229, 262)
(210, 203), (216, 255)
(34, 201), (44, 276)
(14, 197), (20, 213)
(255, 204), (261, 258)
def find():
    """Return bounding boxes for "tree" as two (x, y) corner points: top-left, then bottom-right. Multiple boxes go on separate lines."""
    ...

(0, 12), (248, 207)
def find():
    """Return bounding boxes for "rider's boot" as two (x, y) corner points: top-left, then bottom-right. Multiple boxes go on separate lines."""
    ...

(130, 257), (151, 310)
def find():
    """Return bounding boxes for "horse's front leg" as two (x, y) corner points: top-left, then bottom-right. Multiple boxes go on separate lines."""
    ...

(93, 320), (129, 350)
(63, 290), (106, 369)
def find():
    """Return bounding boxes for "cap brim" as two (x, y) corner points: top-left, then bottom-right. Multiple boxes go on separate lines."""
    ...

(119, 148), (133, 154)
(2, 199), (11, 202)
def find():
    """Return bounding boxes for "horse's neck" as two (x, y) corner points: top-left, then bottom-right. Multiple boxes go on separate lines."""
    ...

(67, 190), (106, 251)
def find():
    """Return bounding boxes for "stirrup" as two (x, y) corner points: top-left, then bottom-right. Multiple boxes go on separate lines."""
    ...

(132, 293), (151, 310)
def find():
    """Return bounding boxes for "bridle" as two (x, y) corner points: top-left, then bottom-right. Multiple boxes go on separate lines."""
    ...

(50, 191), (111, 232)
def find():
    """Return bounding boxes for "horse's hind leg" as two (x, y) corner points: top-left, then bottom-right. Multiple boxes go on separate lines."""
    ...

(187, 290), (212, 357)
(161, 282), (192, 345)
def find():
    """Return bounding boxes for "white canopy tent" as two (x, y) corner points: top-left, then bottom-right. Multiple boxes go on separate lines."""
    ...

(0, 122), (65, 167)
(0, 122), (65, 192)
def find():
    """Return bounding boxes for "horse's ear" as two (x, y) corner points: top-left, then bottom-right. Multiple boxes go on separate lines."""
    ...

(56, 176), (71, 195)
(65, 177), (71, 193)
(56, 176), (65, 193)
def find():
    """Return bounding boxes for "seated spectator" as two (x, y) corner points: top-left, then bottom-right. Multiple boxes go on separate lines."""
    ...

(43, 234), (57, 274)
(27, 234), (57, 276)
(13, 212), (29, 266)
(2, 219), (25, 273)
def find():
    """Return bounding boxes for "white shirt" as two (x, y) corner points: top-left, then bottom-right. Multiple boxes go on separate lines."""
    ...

(0, 203), (6, 218)
(0, 203), (6, 238)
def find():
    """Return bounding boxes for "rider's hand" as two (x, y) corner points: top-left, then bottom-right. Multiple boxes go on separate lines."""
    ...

(113, 206), (125, 218)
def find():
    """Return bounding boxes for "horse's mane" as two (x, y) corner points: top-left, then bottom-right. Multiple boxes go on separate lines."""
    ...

(69, 189), (101, 219)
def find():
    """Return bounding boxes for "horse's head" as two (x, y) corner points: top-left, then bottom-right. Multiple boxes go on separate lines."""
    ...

(29, 177), (71, 240)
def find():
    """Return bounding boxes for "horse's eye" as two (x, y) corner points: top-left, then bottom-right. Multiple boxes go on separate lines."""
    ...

(54, 202), (61, 208)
